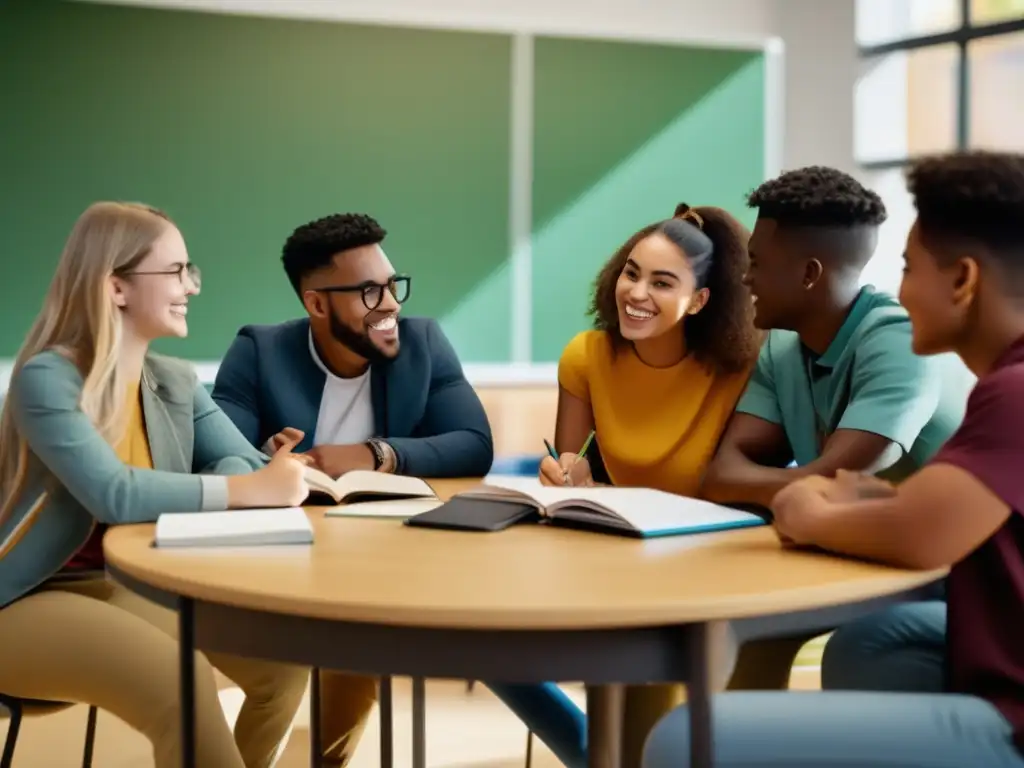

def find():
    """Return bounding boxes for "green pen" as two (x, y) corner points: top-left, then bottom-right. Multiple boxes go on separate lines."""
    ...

(576, 430), (595, 462)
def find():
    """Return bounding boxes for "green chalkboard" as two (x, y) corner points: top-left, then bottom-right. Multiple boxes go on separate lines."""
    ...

(0, 0), (512, 360)
(0, 1), (767, 366)
(530, 37), (766, 362)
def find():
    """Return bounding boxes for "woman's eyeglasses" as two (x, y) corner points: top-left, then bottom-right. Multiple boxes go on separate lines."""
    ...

(317, 275), (412, 311)
(122, 262), (202, 289)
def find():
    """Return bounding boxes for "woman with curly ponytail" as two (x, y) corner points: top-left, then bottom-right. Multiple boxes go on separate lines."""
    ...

(486, 203), (762, 768)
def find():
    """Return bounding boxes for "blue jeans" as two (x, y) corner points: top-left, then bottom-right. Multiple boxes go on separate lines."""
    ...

(643, 601), (1024, 767)
(486, 683), (588, 768)
(487, 602), (948, 768)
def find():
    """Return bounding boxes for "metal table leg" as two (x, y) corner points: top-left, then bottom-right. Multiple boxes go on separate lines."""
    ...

(687, 623), (714, 768)
(586, 684), (624, 768)
(379, 676), (393, 768)
(412, 677), (426, 768)
(309, 668), (322, 768)
(178, 598), (196, 768)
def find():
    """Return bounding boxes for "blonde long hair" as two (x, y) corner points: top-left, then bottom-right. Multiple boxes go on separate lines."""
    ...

(0, 202), (173, 527)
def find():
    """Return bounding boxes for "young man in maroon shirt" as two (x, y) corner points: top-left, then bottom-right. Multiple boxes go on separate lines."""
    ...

(643, 150), (1024, 767)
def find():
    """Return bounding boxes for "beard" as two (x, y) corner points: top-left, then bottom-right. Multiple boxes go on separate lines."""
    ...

(328, 307), (397, 364)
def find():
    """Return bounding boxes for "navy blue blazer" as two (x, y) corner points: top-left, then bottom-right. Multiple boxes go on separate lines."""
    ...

(211, 317), (494, 478)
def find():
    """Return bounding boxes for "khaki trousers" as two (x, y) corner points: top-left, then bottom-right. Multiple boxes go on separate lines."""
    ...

(0, 576), (308, 768)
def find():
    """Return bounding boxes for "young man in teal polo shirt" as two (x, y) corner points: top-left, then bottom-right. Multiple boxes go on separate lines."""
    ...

(701, 165), (964, 692)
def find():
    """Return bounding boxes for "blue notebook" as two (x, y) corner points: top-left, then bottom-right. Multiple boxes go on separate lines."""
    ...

(454, 478), (767, 539)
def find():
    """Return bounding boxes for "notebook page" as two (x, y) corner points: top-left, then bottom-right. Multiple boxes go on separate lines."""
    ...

(155, 507), (313, 547)
(457, 475), (548, 507)
(326, 498), (443, 519)
(545, 487), (765, 534)
(331, 470), (436, 499)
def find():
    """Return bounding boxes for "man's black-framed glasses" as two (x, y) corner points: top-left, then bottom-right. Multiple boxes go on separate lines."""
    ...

(122, 262), (202, 289)
(318, 275), (411, 311)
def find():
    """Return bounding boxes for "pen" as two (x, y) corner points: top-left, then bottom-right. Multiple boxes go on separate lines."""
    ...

(543, 438), (559, 461)
(576, 430), (595, 462)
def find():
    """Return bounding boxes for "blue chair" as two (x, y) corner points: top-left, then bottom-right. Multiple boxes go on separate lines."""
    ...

(490, 455), (543, 476)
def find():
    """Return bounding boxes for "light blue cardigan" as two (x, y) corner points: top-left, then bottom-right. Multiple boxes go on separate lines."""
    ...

(0, 350), (267, 608)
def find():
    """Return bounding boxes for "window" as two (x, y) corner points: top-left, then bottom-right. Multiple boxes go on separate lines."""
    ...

(856, 0), (1024, 168)
(972, 0), (1024, 25)
(969, 31), (1024, 151)
(857, 0), (961, 46)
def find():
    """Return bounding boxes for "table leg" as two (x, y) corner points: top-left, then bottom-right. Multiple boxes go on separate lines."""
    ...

(411, 677), (426, 768)
(586, 684), (624, 768)
(687, 623), (714, 768)
(178, 598), (196, 768)
(379, 676), (393, 768)
(309, 668), (322, 768)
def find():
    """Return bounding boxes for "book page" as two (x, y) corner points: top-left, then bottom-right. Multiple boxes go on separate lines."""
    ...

(155, 508), (313, 547)
(457, 475), (550, 507)
(329, 470), (437, 501)
(325, 498), (443, 519)
(546, 487), (765, 534)
(304, 466), (341, 501)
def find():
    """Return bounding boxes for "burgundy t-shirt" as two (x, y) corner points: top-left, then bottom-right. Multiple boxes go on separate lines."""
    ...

(931, 336), (1024, 751)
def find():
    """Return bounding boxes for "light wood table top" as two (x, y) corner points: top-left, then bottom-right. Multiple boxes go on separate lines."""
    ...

(104, 478), (945, 630)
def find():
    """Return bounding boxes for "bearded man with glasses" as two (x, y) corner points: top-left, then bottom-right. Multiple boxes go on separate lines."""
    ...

(210, 212), (494, 765)
(212, 212), (493, 481)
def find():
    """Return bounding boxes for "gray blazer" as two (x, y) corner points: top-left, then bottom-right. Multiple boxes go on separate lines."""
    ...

(0, 350), (267, 608)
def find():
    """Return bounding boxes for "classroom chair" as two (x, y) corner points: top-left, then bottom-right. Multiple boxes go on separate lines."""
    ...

(0, 694), (97, 768)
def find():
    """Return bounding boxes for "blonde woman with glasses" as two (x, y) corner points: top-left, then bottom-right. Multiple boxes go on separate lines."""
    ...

(0, 202), (311, 768)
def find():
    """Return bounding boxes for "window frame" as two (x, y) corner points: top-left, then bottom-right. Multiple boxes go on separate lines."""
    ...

(858, 0), (1024, 170)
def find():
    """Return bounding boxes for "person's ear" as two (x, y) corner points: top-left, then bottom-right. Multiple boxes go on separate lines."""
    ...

(109, 276), (128, 308)
(951, 256), (980, 309)
(803, 259), (824, 290)
(302, 289), (329, 319)
(688, 287), (710, 315)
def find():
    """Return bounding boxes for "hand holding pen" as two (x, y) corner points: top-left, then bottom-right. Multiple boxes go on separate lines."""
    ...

(539, 431), (596, 487)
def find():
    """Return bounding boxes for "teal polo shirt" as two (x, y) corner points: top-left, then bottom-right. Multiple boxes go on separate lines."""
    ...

(737, 286), (965, 479)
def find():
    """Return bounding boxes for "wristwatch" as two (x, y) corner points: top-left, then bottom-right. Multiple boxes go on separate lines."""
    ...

(366, 438), (392, 472)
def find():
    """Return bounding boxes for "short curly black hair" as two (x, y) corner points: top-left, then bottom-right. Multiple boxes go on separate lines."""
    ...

(281, 213), (387, 295)
(747, 166), (888, 228)
(907, 151), (1024, 272)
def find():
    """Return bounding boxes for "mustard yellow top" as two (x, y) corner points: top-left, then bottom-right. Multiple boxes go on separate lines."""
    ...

(558, 330), (753, 498)
(63, 380), (154, 571)
(118, 380), (154, 469)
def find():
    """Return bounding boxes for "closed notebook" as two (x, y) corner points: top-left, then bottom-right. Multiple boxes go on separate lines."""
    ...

(305, 467), (438, 505)
(154, 508), (314, 548)
(408, 476), (767, 538)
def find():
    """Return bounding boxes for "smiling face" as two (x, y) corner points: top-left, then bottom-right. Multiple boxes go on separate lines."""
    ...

(744, 218), (813, 330)
(302, 243), (405, 362)
(110, 224), (199, 342)
(613, 232), (706, 342)
(898, 220), (978, 356)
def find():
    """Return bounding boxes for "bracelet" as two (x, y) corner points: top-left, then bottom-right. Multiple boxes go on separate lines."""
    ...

(367, 439), (397, 473)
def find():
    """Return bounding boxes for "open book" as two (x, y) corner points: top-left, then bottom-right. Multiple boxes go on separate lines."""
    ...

(154, 508), (314, 548)
(411, 476), (767, 538)
(304, 467), (438, 505)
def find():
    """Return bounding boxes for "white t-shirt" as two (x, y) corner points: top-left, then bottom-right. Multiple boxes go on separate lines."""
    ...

(308, 332), (375, 446)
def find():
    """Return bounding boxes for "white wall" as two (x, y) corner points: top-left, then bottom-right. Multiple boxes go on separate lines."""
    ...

(78, 0), (778, 45)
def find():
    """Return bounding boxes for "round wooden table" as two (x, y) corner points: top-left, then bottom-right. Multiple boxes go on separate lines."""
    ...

(104, 478), (945, 768)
